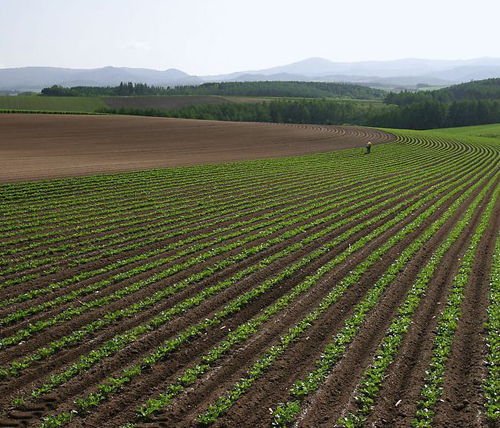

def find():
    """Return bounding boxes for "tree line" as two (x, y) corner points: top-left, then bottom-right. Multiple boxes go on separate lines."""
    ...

(98, 99), (393, 126)
(41, 82), (169, 97)
(162, 81), (385, 100)
(99, 97), (500, 130)
(41, 81), (385, 100)
(385, 78), (500, 105)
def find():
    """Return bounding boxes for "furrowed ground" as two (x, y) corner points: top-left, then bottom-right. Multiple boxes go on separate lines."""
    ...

(0, 123), (500, 428)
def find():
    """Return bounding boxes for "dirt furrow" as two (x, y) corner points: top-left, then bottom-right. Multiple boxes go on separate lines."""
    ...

(65, 166), (490, 428)
(0, 176), (439, 425)
(431, 193), (500, 428)
(351, 178), (500, 428)
(0, 176), (431, 411)
(141, 164), (494, 428)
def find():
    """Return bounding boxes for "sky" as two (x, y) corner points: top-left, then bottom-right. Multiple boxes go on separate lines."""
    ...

(1, 0), (500, 75)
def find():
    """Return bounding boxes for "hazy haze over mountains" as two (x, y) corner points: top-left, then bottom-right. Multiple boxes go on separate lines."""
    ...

(3, 57), (500, 92)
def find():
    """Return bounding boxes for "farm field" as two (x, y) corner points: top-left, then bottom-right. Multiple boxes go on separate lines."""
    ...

(0, 122), (500, 428)
(0, 95), (274, 114)
(0, 96), (107, 113)
(0, 114), (392, 182)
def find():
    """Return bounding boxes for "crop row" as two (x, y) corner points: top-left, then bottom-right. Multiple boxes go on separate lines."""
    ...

(0, 166), (427, 327)
(2, 144), (461, 313)
(2, 135), (489, 306)
(0, 140), (409, 216)
(335, 172), (499, 427)
(0, 165), (444, 368)
(268, 158), (498, 427)
(0, 161), (410, 283)
(484, 216), (500, 421)
(36, 142), (489, 426)
(4, 176), (432, 384)
(410, 176), (500, 427)
(193, 162), (497, 427)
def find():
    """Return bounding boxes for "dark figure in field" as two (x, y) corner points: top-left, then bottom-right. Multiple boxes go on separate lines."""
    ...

(366, 141), (372, 154)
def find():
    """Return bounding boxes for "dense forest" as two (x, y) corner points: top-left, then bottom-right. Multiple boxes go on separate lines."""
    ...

(41, 82), (167, 97)
(385, 78), (500, 105)
(160, 81), (385, 99)
(99, 100), (393, 126)
(100, 97), (500, 130)
(41, 81), (385, 100)
(379, 79), (500, 128)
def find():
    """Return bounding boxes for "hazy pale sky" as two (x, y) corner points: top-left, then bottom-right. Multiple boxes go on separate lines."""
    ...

(1, 0), (499, 74)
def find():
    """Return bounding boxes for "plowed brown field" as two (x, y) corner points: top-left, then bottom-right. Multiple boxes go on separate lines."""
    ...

(0, 114), (392, 182)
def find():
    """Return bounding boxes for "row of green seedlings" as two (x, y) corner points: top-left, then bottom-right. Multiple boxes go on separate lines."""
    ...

(0, 163), (433, 326)
(389, 133), (459, 155)
(0, 139), (404, 214)
(484, 217), (500, 421)
(1, 141), (426, 250)
(0, 162), (345, 250)
(400, 132), (469, 154)
(0, 153), (299, 201)
(0, 160), (440, 294)
(402, 134), (496, 163)
(0, 169), (411, 325)
(0, 147), (480, 342)
(0, 158), (403, 280)
(192, 163), (496, 426)
(36, 163), (481, 427)
(0, 153), (364, 236)
(0, 139), (454, 270)
(0, 149), (413, 266)
(0, 141), (482, 300)
(410, 176), (500, 426)
(0, 131), (454, 227)
(0, 138), (485, 305)
(1, 151), (457, 304)
(1, 131), (453, 212)
(0, 134), (454, 236)
(0, 168), (367, 280)
(129, 139), (488, 426)
(0, 148), (321, 207)
(334, 173), (500, 428)
(271, 140), (500, 427)
(268, 153), (499, 426)
(0, 170), (311, 242)
(0, 144), (489, 372)
(1, 135), (470, 404)
(36, 192), (431, 427)
(0, 169), (436, 379)
(145, 178), (474, 427)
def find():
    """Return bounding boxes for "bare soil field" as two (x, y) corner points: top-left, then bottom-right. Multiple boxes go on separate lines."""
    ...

(0, 113), (393, 182)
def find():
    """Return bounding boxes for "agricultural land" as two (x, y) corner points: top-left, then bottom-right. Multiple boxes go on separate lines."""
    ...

(0, 115), (500, 428)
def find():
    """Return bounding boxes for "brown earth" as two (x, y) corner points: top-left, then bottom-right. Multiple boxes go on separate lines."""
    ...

(0, 113), (393, 182)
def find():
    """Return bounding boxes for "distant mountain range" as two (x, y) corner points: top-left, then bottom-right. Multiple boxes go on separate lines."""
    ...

(0, 67), (202, 92)
(3, 57), (500, 92)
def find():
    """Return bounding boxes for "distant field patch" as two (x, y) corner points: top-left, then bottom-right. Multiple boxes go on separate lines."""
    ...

(102, 95), (235, 111)
(431, 123), (500, 137)
(0, 96), (106, 112)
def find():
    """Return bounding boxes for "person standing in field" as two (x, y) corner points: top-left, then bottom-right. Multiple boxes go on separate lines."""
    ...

(366, 141), (372, 154)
